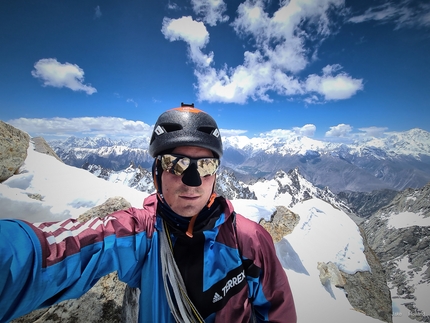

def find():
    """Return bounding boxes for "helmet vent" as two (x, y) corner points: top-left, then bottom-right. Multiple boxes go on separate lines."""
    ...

(198, 126), (215, 135)
(163, 123), (182, 133)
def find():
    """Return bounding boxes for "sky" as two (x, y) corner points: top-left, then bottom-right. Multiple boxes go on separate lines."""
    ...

(2, 141), (428, 322)
(1, 0), (430, 141)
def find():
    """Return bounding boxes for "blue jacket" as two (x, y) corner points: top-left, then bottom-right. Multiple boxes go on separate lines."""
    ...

(0, 194), (296, 322)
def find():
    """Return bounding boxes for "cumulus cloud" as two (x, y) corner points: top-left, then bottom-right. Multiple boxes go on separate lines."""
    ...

(348, 0), (430, 29)
(305, 64), (364, 102)
(325, 124), (353, 137)
(31, 58), (97, 95)
(293, 124), (316, 137)
(161, 16), (213, 67)
(358, 126), (388, 137)
(162, 0), (365, 104)
(162, 16), (209, 47)
(191, 0), (229, 26)
(7, 117), (152, 139)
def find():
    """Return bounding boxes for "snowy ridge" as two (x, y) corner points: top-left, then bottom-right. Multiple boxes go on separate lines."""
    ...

(247, 168), (351, 212)
(49, 127), (430, 193)
(222, 133), (338, 156)
(351, 129), (430, 158)
(50, 128), (430, 158)
(49, 136), (127, 149)
(85, 163), (155, 195)
(222, 128), (430, 158)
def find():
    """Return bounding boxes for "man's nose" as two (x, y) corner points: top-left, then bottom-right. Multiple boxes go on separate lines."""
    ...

(181, 162), (202, 187)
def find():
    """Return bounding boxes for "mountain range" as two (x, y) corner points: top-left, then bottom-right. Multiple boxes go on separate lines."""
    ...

(1, 120), (429, 322)
(49, 128), (430, 193)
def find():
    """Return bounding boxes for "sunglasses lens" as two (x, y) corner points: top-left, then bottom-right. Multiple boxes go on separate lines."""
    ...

(160, 154), (219, 176)
(196, 158), (220, 176)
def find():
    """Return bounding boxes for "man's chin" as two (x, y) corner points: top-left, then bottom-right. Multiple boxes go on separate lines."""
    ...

(173, 204), (203, 218)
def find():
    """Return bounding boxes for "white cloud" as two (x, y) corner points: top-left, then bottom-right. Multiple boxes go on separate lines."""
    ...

(161, 0), (395, 107)
(162, 16), (209, 48)
(259, 124), (316, 138)
(358, 126), (388, 137)
(94, 5), (102, 19)
(195, 51), (278, 104)
(231, 0), (325, 73)
(7, 117), (152, 139)
(325, 124), (353, 137)
(293, 124), (316, 137)
(162, 0), (364, 104)
(161, 16), (213, 67)
(220, 128), (248, 137)
(127, 98), (138, 107)
(31, 58), (97, 95)
(167, 1), (180, 11)
(305, 65), (364, 101)
(348, 0), (430, 29)
(191, 0), (229, 26)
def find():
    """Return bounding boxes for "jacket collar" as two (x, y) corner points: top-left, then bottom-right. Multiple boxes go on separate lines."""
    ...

(144, 193), (234, 234)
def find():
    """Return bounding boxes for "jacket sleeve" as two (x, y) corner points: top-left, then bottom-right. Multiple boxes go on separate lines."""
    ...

(0, 207), (154, 323)
(236, 214), (297, 323)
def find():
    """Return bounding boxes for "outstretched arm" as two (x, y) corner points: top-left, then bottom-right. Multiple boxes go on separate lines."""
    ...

(0, 208), (153, 323)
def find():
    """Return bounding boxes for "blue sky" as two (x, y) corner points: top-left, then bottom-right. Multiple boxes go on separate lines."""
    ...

(1, 0), (429, 141)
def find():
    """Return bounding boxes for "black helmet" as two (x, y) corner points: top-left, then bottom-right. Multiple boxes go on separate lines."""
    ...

(149, 103), (223, 158)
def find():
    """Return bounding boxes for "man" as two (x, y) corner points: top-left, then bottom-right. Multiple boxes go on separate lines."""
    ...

(0, 104), (296, 322)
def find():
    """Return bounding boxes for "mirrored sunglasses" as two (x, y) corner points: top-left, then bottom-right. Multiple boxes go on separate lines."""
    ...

(159, 153), (220, 177)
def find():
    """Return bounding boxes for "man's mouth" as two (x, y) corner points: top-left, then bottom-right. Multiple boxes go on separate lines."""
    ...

(180, 195), (199, 200)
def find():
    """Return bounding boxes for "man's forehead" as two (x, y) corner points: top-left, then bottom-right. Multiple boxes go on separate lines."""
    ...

(172, 146), (214, 157)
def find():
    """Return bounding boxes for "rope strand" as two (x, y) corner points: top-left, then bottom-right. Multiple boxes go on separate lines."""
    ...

(160, 220), (205, 323)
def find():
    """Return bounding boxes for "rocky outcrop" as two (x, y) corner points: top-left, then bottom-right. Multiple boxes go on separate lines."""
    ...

(32, 137), (63, 163)
(260, 205), (299, 243)
(313, 228), (392, 323)
(78, 196), (132, 222)
(362, 182), (430, 322)
(215, 169), (257, 200)
(0, 120), (30, 182)
(337, 189), (399, 218)
(340, 226), (393, 323)
(11, 272), (126, 323)
(11, 197), (138, 323)
(318, 261), (346, 288)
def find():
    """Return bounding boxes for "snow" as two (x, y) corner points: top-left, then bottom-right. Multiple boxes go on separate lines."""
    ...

(223, 133), (334, 156)
(289, 200), (370, 275)
(0, 142), (422, 322)
(230, 199), (276, 223)
(222, 128), (430, 161)
(248, 179), (282, 202)
(1, 143), (147, 222)
(387, 211), (430, 229)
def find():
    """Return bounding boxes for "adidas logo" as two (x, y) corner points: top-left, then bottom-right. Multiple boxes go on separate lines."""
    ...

(212, 292), (223, 303)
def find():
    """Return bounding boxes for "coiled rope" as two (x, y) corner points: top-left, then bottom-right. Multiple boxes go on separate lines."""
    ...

(159, 220), (205, 323)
